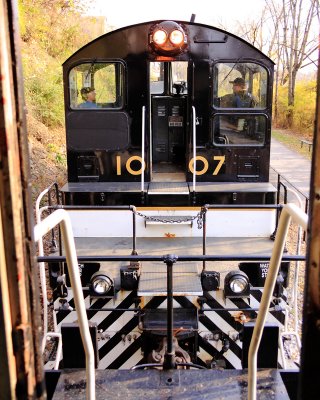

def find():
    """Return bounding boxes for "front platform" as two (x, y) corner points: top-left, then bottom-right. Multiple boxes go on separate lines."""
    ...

(60, 181), (277, 206)
(52, 369), (290, 399)
(138, 263), (203, 296)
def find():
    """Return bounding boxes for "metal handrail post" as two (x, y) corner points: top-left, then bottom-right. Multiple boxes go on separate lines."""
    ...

(35, 183), (58, 352)
(34, 209), (95, 400)
(192, 106), (196, 195)
(275, 174), (281, 231)
(202, 207), (207, 271)
(141, 106), (146, 196)
(248, 203), (308, 400)
(131, 206), (137, 255)
(163, 254), (177, 370)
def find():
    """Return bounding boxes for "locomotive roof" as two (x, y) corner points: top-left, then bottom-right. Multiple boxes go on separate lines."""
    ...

(63, 20), (275, 67)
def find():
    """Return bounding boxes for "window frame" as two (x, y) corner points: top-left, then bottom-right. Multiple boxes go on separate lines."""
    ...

(212, 113), (269, 147)
(67, 59), (126, 111)
(212, 60), (269, 111)
(149, 61), (188, 95)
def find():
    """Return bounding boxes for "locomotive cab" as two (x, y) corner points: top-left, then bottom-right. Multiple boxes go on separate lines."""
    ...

(62, 20), (274, 206)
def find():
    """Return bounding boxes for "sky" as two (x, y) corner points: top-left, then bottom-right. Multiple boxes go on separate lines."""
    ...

(87, 0), (266, 29)
(86, 0), (318, 73)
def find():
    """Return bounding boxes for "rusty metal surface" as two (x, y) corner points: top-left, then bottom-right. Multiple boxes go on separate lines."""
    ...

(52, 369), (290, 399)
(299, 47), (320, 398)
(0, 0), (44, 398)
(307, 48), (320, 312)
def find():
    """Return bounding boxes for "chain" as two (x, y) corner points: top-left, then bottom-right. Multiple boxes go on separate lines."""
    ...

(135, 207), (207, 230)
(196, 206), (207, 229)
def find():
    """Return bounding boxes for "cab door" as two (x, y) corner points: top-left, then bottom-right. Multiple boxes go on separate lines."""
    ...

(149, 61), (188, 181)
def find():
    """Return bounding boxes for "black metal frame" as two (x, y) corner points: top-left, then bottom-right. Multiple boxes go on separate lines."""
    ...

(46, 202), (289, 263)
(40, 252), (303, 370)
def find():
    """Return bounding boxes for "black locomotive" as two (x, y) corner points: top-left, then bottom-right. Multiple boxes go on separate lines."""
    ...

(39, 19), (300, 397)
(62, 19), (274, 207)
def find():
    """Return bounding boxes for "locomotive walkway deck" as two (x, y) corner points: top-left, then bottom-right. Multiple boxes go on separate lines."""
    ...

(52, 368), (290, 399)
(270, 137), (311, 199)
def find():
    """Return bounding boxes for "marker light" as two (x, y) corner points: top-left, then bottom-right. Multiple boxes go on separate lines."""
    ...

(224, 270), (250, 298)
(170, 29), (184, 46)
(153, 29), (167, 45)
(201, 271), (220, 291)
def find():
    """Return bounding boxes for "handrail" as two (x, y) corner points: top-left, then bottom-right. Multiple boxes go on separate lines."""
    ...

(192, 106), (196, 193)
(276, 187), (304, 368)
(42, 204), (137, 255)
(35, 183), (60, 352)
(33, 209), (95, 400)
(248, 203), (308, 400)
(38, 254), (305, 263)
(141, 106), (146, 193)
(270, 166), (309, 201)
(285, 188), (303, 334)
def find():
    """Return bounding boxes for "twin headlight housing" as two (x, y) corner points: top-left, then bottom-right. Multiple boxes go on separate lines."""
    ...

(149, 21), (187, 55)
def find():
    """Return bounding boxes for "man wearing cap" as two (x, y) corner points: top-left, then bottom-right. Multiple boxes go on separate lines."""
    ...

(218, 77), (257, 135)
(220, 77), (256, 108)
(78, 87), (97, 108)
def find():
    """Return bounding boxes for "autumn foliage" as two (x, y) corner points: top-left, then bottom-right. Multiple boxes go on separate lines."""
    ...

(19, 0), (103, 127)
(274, 77), (317, 137)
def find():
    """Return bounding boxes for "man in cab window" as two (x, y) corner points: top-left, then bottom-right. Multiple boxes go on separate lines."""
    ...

(220, 77), (256, 108)
(78, 87), (98, 108)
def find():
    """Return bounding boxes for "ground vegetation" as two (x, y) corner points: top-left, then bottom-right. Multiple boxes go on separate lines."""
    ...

(18, 0), (105, 194)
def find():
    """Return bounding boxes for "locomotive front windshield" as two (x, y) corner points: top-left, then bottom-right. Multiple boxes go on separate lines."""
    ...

(150, 61), (188, 94)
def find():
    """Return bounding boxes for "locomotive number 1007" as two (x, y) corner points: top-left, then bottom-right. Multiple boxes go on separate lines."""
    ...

(116, 155), (226, 176)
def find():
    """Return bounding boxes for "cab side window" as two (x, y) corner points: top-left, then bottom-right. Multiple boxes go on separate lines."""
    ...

(212, 62), (268, 147)
(213, 62), (267, 109)
(69, 62), (124, 109)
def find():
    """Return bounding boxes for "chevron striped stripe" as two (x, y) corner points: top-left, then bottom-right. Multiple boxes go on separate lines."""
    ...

(51, 285), (288, 370)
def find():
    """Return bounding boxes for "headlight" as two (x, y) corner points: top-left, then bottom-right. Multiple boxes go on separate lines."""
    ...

(224, 270), (250, 298)
(230, 276), (247, 293)
(90, 273), (114, 297)
(169, 29), (184, 46)
(152, 29), (167, 45)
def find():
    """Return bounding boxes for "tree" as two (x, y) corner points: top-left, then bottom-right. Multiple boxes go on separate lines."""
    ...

(19, 0), (96, 58)
(18, 0), (101, 127)
(236, 0), (319, 129)
(267, 0), (319, 127)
